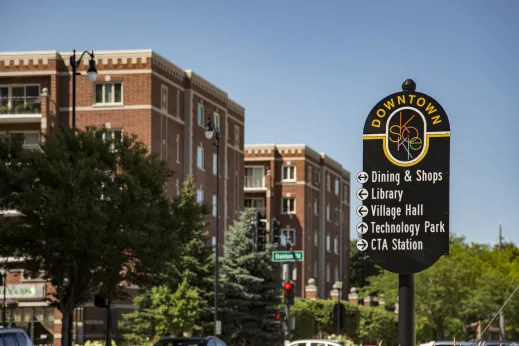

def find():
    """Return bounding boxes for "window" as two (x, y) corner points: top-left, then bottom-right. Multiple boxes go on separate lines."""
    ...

(313, 260), (318, 278)
(161, 84), (168, 111)
(282, 229), (296, 246)
(214, 112), (220, 131)
(335, 179), (340, 195)
(2, 132), (41, 150)
(176, 178), (180, 195)
(212, 153), (218, 175)
(245, 198), (265, 213)
(103, 129), (122, 142)
(335, 265), (339, 282)
(212, 236), (216, 253)
(326, 174), (330, 191)
(282, 165), (296, 181)
(315, 170), (320, 185)
(314, 232), (318, 246)
(176, 90), (180, 118)
(326, 204), (330, 221)
(334, 208), (340, 225)
(314, 199), (318, 215)
(326, 263), (331, 282)
(326, 233), (330, 252)
(95, 82), (122, 104)
(308, 166), (312, 183)
(244, 166), (265, 188)
(0, 84), (40, 113)
(196, 188), (204, 204)
(344, 184), (350, 202)
(176, 134), (180, 163)
(334, 237), (338, 254)
(197, 146), (204, 169)
(212, 195), (217, 217)
(234, 125), (240, 145)
(197, 103), (205, 126)
(282, 197), (295, 214)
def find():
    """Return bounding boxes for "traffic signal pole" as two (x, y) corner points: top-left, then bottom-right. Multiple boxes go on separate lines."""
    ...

(284, 260), (292, 343)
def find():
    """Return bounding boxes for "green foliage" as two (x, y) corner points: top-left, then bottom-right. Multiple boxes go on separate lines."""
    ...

(74, 341), (118, 346)
(326, 334), (360, 346)
(357, 306), (397, 342)
(0, 127), (177, 346)
(350, 239), (381, 289)
(120, 176), (214, 341)
(219, 208), (284, 346)
(290, 302), (317, 339)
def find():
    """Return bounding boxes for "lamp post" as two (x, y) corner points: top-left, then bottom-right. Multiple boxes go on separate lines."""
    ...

(334, 281), (343, 333)
(0, 268), (6, 328)
(205, 115), (221, 335)
(70, 50), (98, 128)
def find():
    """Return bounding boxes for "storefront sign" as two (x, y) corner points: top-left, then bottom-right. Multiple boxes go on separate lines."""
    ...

(0, 283), (46, 300)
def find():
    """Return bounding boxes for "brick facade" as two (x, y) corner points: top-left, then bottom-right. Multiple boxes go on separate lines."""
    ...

(0, 49), (246, 345)
(244, 144), (351, 299)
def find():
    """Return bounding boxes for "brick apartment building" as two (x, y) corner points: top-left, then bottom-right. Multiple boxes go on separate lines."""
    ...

(0, 49), (245, 345)
(244, 144), (351, 298)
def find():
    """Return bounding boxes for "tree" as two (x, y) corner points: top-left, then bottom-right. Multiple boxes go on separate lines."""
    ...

(0, 127), (178, 346)
(120, 176), (215, 340)
(220, 208), (284, 346)
(349, 239), (381, 289)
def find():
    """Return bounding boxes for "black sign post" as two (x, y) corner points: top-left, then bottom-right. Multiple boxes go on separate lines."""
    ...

(359, 79), (451, 346)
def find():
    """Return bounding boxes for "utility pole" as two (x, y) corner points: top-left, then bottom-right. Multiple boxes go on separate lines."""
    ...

(498, 222), (505, 340)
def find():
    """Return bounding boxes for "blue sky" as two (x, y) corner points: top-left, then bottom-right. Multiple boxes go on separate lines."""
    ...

(2, 0), (518, 246)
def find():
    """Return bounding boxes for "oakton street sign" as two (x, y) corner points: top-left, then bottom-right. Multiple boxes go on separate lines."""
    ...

(359, 79), (451, 274)
(272, 251), (304, 262)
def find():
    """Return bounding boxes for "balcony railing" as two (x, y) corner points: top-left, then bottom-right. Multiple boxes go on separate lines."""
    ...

(244, 175), (265, 189)
(0, 97), (41, 115)
(245, 207), (266, 219)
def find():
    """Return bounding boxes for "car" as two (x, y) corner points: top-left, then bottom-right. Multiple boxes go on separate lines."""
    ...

(288, 339), (346, 346)
(0, 328), (34, 346)
(153, 336), (226, 346)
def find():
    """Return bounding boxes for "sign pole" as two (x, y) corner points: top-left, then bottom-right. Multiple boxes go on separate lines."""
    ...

(398, 274), (415, 346)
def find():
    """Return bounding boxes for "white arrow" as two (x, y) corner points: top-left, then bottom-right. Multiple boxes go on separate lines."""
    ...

(357, 171), (369, 184)
(356, 205), (369, 218)
(356, 222), (368, 235)
(357, 239), (368, 251)
(357, 188), (369, 201)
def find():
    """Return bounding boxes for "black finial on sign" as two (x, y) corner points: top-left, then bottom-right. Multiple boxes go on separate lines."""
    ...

(402, 79), (416, 92)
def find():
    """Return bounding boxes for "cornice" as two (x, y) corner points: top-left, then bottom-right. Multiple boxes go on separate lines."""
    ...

(185, 70), (228, 103)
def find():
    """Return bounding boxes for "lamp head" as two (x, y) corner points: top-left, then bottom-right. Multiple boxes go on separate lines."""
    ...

(205, 117), (214, 139)
(87, 59), (98, 83)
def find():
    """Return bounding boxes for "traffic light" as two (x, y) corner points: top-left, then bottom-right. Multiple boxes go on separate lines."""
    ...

(274, 311), (285, 321)
(94, 294), (108, 309)
(333, 302), (346, 329)
(256, 212), (267, 252)
(271, 218), (282, 244)
(283, 281), (295, 305)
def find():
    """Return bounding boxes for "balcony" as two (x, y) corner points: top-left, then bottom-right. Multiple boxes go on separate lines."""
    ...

(0, 97), (42, 124)
(244, 175), (266, 191)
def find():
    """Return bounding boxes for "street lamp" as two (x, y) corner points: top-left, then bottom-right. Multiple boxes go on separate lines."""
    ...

(0, 268), (7, 328)
(70, 50), (98, 129)
(333, 281), (343, 333)
(205, 115), (221, 335)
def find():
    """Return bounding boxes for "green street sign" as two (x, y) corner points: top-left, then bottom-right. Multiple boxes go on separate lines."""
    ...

(272, 251), (304, 262)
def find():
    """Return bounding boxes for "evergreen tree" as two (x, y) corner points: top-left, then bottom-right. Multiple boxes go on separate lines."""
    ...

(120, 176), (215, 340)
(220, 208), (284, 346)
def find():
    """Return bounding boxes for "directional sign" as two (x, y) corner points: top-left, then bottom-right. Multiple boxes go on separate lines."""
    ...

(360, 80), (450, 274)
(272, 251), (304, 262)
(357, 171), (369, 184)
(357, 188), (369, 201)
(357, 239), (368, 251)
(357, 222), (368, 235)
(356, 205), (368, 218)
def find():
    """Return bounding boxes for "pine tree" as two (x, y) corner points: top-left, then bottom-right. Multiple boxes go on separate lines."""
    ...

(220, 208), (284, 346)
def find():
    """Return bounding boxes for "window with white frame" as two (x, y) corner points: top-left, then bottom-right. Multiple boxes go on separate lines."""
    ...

(334, 265), (339, 282)
(326, 233), (330, 252)
(282, 229), (296, 246)
(1, 132), (41, 150)
(213, 153), (218, 175)
(313, 260), (318, 278)
(176, 90), (180, 118)
(176, 135), (180, 163)
(326, 263), (331, 282)
(315, 170), (320, 185)
(326, 204), (330, 221)
(197, 103), (205, 126)
(212, 195), (217, 217)
(234, 125), (240, 146)
(161, 84), (168, 111)
(292, 267), (297, 281)
(282, 165), (296, 181)
(0, 84), (40, 112)
(335, 179), (340, 195)
(344, 184), (350, 202)
(334, 208), (340, 225)
(314, 232), (318, 247)
(326, 174), (330, 191)
(196, 188), (204, 204)
(282, 197), (295, 214)
(314, 199), (318, 215)
(334, 237), (338, 254)
(308, 166), (312, 183)
(214, 112), (220, 131)
(95, 82), (122, 104)
(244, 166), (265, 188)
(197, 146), (204, 169)
(244, 198), (265, 210)
(212, 236), (216, 254)
(103, 129), (123, 142)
